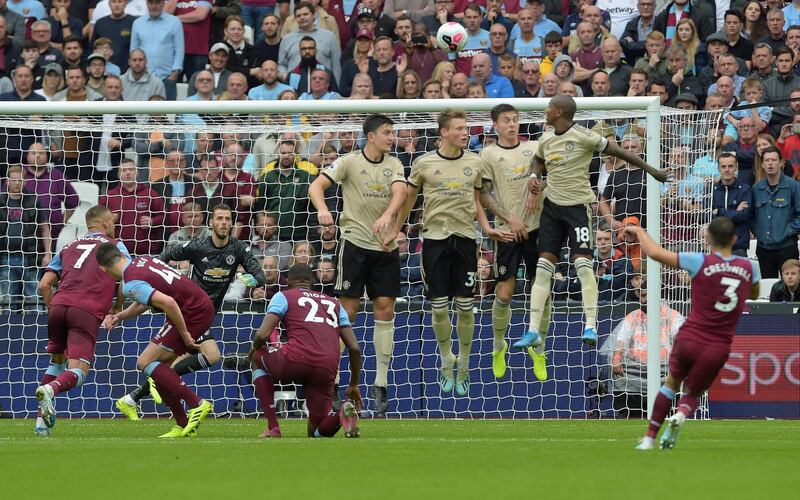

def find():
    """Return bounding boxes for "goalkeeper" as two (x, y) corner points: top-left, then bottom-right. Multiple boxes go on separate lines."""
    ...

(116, 204), (266, 419)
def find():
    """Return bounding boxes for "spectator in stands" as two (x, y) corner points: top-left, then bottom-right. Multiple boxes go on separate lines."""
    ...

(0, 0), (25, 45)
(222, 15), (260, 88)
(44, 0), (83, 50)
(589, 69), (609, 97)
(552, 54), (583, 96)
(653, 0), (715, 41)
(165, 0), (212, 80)
(420, 78), (441, 99)
(0, 65), (46, 171)
(286, 36), (337, 94)
(299, 67), (340, 99)
(485, 22), (510, 73)
(722, 116), (759, 186)
(750, 43), (777, 81)
(722, 9), (754, 62)
(770, 259), (800, 302)
(255, 13), (280, 65)
(633, 30), (666, 77)
(250, 254), (283, 301)
(777, 91), (800, 176)
(101, 158), (165, 255)
(507, 6), (542, 65)
(711, 152), (752, 257)
(620, 0), (656, 63)
(513, 60), (540, 98)
(395, 230), (422, 298)
(760, 130), (798, 182)
(311, 223), (337, 262)
(609, 278), (684, 418)
(238, 0), (272, 46)
(219, 140), (255, 236)
(0, 16), (20, 79)
(743, 1), (769, 41)
(444, 71), (468, 98)
(91, 0), (136, 72)
(403, 22), (446, 83)
(254, 140), (312, 242)
(393, 127), (423, 172)
(626, 67), (647, 97)
(22, 141), (77, 241)
(282, 0), (338, 38)
(248, 59), (290, 99)
(90, 74), (133, 183)
(191, 153), (226, 210)
(53, 64), (101, 101)
(0, 164), (51, 311)
(396, 68), (421, 99)
(750, 146), (800, 278)
(278, 2), (340, 84)
(164, 201), (208, 271)
(250, 210), (292, 269)
(707, 53), (746, 98)
(723, 78), (771, 146)
(314, 257), (336, 295)
(187, 42), (231, 96)
(290, 239), (315, 266)
(599, 37), (631, 96)
(130, 0), (184, 100)
(348, 71), (376, 99)
(539, 71), (558, 97)
(60, 35), (83, 69)
(763, 47), (800, 135)
(760, 8), (786, 54)
(151, 148), (192, 236)
(121, 48), (166, 100)
(362, 35), (402, 97)
(384, 0), (433, 24)
(85, 52), (106, 94)
(34, 62), (63, 99)
(31, 20), (63, 66)
(469, 52), (512, 98)
(219, 70), (248, 99)
(599, 134), (646, 229)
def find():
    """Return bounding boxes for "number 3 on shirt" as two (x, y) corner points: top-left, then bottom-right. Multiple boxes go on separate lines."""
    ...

(298, 297), (339, 328)
(714, 277), (741, 312)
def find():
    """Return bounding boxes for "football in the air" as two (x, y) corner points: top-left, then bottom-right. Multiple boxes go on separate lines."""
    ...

(436, 22), (468, 52)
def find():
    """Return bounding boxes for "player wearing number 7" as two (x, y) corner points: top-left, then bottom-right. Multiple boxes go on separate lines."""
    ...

(513, 95), (671, 350)
(34, 206), (130, 437)
(96, 244), (215, 438)
(627, 217), (759, 450)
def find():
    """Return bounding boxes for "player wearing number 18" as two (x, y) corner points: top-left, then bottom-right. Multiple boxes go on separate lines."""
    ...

(629, 217), (759, 450)
(513, 95), (671, 351)
(34, 206), (130, 437)
(96, 245), (215, 438)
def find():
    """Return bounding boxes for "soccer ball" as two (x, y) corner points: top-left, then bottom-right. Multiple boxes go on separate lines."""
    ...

(436, 22), (468, 53)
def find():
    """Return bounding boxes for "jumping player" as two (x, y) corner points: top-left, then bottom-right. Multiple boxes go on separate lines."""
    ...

(627, 217), (759, 450)
(34, 205), (129, 436)
(514, 95), (670, 350)
(97, 244), (215, 438)
(115, 203), (266, 419)
(248, 264), (362, 438)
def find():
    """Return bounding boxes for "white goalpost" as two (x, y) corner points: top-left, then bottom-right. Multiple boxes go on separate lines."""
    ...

(0, 97), (719, 419)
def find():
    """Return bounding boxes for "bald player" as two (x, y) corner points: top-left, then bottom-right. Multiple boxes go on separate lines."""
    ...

(513, 95), (670, 351)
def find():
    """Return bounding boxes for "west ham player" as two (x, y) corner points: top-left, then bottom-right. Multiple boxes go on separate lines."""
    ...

(309, 114), (406, 417)
(34, 205), (129, 436)
(393, 109), (512, 396)
(97, 244), (215, 437)
(514, 95), (669, 350)
(248, 264), (362, 438)
(115, 204), (266, 419)
(627, 218), (759, 450)
(478, 104), (551, 381)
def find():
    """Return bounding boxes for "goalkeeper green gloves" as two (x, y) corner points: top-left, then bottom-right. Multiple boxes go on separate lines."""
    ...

(238, 274), (258, 287)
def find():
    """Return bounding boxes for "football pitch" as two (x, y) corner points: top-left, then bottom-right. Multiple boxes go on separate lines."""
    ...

(1, 419), (797, 499)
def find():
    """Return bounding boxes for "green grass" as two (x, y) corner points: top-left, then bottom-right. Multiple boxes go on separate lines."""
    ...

(1, 419), (798, 499)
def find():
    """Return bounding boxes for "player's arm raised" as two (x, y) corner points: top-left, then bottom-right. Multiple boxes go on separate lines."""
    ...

(603, 141), (672, 183)
(478, 178), (527, 241)
(309, 175), (336, 227)
(623, 226), (678, 269)
(339, 325), (363, 411)
(374, 180), (407, 242)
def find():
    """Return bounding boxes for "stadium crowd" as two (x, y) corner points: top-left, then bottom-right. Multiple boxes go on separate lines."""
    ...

(1, 0), (800, 315)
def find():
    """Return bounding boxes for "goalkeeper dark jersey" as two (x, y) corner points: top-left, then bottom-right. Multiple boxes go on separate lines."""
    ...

(159, 236), (266, 312)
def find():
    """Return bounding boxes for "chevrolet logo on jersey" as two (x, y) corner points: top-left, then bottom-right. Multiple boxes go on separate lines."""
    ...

(440, 180), (471, 190)
(505, 164), (528, 180)
(205, 268), (231, 278)
(365, 182), (388, 194)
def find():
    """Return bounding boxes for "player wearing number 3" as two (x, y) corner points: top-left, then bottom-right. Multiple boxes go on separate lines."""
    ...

(514, 95), (671, 351)
(96, 244), (215, 438)
(34, 206), (130, 437)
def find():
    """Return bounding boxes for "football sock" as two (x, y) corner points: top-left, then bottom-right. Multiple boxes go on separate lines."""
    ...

(430, 297), (454, 365)
(129, 378), (151, 403)
(173, 353), (211, 375)
(49, 368), (84, 395)
(677, 394), (700, 418)
(156, 382), (188, 427)
(574, 257), (598, 331)
(373, 319), (394, 388)
(529, 258), (555, 333)
(535, 296), (552, 355)
(41, 361), (66, 386)
(647, 386), (676, 438)
(491, 297), (510, 352)
(314, 414), (341, 437)
(252, 368), (279, 430)
(454, 297), (475, 377)
(145, 361), (201, 408)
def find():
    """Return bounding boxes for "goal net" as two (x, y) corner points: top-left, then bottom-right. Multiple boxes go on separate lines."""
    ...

(0, 98), (721, 419)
